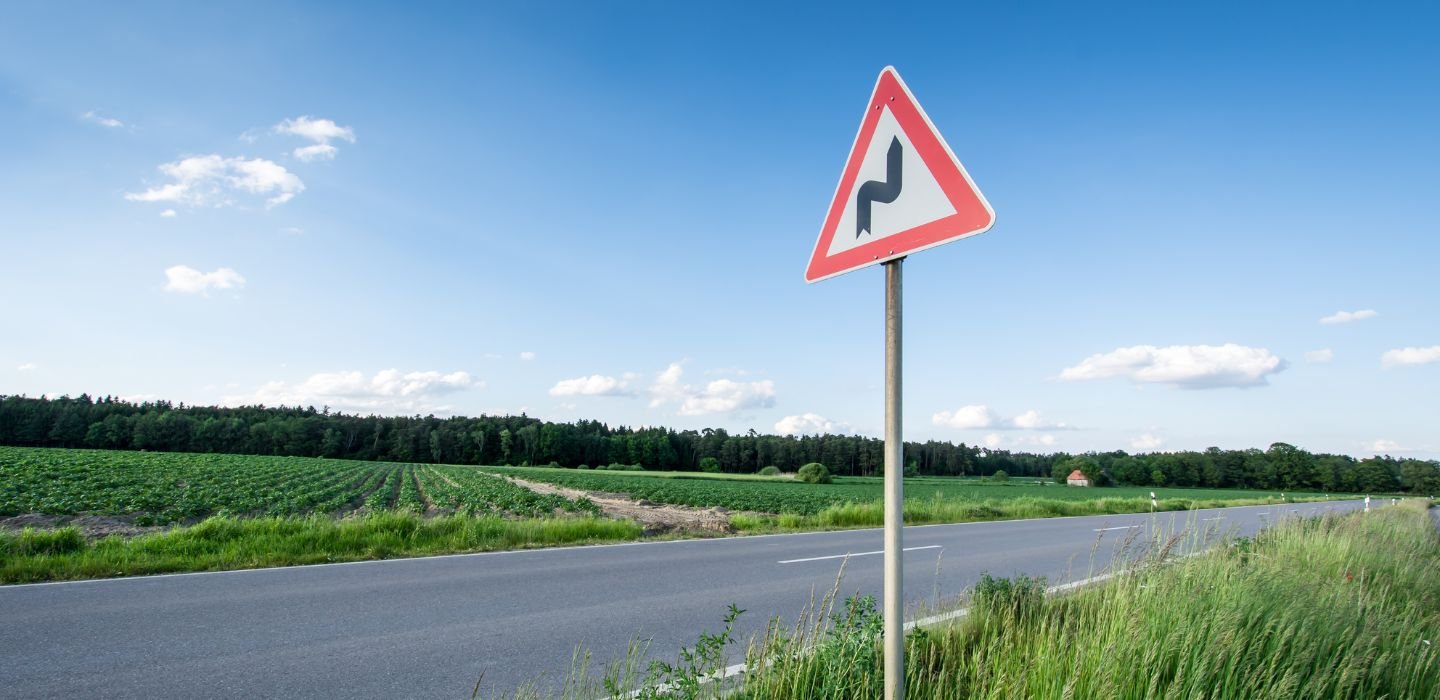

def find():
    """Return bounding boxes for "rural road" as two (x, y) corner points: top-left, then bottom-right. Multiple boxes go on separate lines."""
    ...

(0, 499), (1370, 699)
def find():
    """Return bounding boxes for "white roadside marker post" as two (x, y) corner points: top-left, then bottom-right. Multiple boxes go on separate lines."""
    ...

(1365, 495), (1371, 512)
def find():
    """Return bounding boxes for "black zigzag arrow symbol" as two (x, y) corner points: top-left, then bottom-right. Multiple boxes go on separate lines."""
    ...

(855, 137), (903, 238)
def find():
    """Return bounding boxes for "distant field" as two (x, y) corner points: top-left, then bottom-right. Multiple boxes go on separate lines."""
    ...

(0, 447), (1354, 582)
(0, 447), (1339, 526)
(480, 465), (1326, 516)
(0, 447), (597, 524)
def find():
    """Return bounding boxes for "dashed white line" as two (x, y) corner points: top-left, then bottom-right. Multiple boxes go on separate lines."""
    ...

(1093, 525), (1141, 532)
(777, 545), (942, 564)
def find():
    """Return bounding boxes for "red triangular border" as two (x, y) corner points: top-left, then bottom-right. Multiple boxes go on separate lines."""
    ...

(805, 67), (995, 283)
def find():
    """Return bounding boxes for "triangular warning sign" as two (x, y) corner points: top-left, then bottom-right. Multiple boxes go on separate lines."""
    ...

(805, 67), (995, 283)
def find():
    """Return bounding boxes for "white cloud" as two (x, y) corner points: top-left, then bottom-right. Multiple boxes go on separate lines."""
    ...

(932, 405), (1070, 430)
(1008, 409), (1070, 430)
(774, 413), (853, 436)
(17, 363), (37, 371)
(648, 361), (776, 415)
(160, 209), (177, 218)
(226, 369), (478, 415)
(1381, 346), (1440, 368)
(649, 362), (688, 407)
(274, 116), (355, 160)
(1320, 309), (1377, 325)
(519, 351), (537, 361)
(274, 116), (355, 144)
(1304, 348), (1334, 364)
(126, 154), (305, 208)
(549, 375), (633, 397)
(1059, 344), (1286, 389)
(1370, 439), (1405, 453)
(163, 265), (246, 295)
(1130, 433), (1165, 451)
(292, 143), (338, 162)
(932, 405), (995, 429)
(978, 433), (1059, 450)
(82, 111), (123, 128)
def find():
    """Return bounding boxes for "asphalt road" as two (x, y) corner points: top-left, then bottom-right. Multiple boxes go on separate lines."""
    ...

(0, 499), (1369, 699)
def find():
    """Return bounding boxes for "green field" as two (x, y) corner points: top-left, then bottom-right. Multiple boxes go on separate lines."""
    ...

(0, 447), (1353, 582)
(0, 447), (1335, 527)
(480, 465), (1327, 517)
(0, 447), (598, 523)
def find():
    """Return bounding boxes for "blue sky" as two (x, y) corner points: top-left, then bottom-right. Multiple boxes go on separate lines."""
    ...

(2, 1), (1436, 458)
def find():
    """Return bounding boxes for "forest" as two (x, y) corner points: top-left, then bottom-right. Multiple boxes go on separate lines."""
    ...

(1, 394), (1435, 494)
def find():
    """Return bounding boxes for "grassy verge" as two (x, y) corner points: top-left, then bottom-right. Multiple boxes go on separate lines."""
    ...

(0, 513), (643, 584)
(728, 493), (1334, 532)
(739, 500), (1440, 698)
(507, 501), (1438, 698)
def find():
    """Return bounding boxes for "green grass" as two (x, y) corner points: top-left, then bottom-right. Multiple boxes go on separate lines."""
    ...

(508, 501), (1440, 698)
(481, 464), (1338, 519)
(0, 447), (1361, 583)
(730, 493), (1318, 531)
(0, 512), (643, 584)
(730, 500), (1440, 699)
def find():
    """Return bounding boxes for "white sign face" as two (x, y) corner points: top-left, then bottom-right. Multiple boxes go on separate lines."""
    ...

(824, 107), (958, 257)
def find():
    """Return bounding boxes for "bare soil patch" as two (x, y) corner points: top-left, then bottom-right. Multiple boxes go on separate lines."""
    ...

(504, 475), (737, 536)
(0, 514), (168, 539)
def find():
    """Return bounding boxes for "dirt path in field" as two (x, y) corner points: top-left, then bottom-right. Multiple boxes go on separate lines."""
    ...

(0, 514), (167, 539)
(503, 475), (736, 536)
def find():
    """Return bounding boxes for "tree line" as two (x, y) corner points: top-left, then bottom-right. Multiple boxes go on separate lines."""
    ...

(1, 394), (1435, 494)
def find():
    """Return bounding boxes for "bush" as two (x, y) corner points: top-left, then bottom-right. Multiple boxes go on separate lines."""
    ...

(547, 461), (560, 468)
(989, 469), (1009, 483)
(797, 462), (832, 484)
(758, 466), (781, 476)
(577, 464), (590, 470)
(699, 457), (722, 473)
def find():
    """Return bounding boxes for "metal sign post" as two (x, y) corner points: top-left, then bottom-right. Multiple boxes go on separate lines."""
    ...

(883, 257), (905, 700)
(805, 66), (997, 700)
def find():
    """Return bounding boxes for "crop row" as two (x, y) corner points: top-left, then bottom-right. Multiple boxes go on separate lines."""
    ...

(0, 448), (597, 523)
(421, 466), (600, 517)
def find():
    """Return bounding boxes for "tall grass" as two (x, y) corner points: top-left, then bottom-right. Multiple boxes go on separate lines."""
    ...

(731, 493), (1326, 532)
(0, 513), (643, 583)
(735, 500), (1440, 699)
(507, 502), (1438, 698)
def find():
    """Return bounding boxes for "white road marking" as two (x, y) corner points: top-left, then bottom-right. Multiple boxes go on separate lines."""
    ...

(777, 545), (942, 564)
(1093, 525), (1141, 532)
(1202, 516), (1225, 521)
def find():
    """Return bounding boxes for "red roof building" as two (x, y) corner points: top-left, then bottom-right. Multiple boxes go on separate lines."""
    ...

(1066, 469), (1090, 487)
